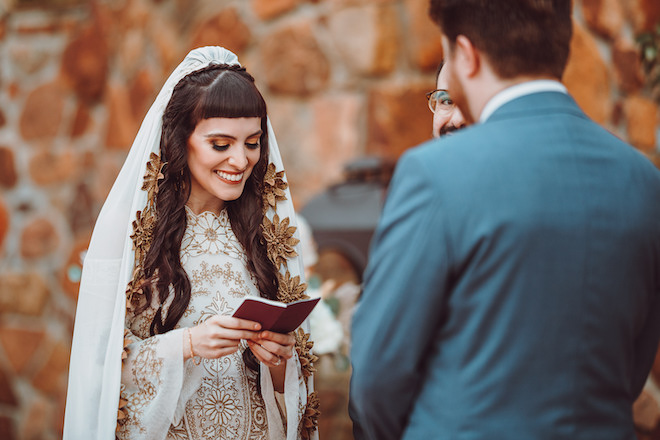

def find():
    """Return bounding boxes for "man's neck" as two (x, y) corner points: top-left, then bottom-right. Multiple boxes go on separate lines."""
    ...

(468, 74), (559, 122)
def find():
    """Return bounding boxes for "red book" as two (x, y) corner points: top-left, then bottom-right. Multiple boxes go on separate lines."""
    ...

(232, 296), (321, 333)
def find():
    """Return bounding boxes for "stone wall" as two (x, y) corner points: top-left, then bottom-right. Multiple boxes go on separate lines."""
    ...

(0, 0), (658, 438)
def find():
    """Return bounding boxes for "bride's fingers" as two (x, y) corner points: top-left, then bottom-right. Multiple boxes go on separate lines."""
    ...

(247, 340), (282, 366)
(258, 331), (295, 347)
(252, 339), (294, 360)
(207, 315), (261, 331)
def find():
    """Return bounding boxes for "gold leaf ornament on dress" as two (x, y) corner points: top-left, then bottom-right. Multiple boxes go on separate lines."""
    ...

(141, 152), (165, 202)
(125, 153), (164, 309)
(262, 163), (288, 212)
(294, 328), (318, 379)
(276, 271), (308, 304)
(260, 161), (320, 438)
(300, 391), (320, 440)
(119, 153), (164, 432)
(261, 213), (299, 270)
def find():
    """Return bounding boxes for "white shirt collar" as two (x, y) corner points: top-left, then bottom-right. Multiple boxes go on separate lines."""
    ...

(479, 80), (568, 123)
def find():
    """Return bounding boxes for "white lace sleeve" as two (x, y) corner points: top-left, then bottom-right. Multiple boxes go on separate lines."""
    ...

(117, 327), (203, 439)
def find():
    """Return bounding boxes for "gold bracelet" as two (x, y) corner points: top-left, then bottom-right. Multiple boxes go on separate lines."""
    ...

(187, 328), (201, 365)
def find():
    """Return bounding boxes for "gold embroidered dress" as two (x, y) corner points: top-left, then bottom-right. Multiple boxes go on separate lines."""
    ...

(118, 208), (294, 439)
(63, 48), (319, 440)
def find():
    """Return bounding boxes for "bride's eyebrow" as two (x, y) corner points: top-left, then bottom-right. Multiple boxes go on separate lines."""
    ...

(205, 133), (234, 139)
(204, 130), (263, 139)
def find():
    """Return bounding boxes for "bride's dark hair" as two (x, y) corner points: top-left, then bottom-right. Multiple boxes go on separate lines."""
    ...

(140, 64), (278, 339)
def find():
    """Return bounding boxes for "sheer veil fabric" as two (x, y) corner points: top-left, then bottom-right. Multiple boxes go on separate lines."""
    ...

(63, 47), (316, 440)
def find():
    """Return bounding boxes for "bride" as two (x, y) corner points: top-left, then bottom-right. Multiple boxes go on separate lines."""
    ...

(63, 46), (320, 440)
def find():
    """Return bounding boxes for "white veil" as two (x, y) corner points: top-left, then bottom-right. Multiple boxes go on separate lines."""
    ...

(63, 47), (312, 440)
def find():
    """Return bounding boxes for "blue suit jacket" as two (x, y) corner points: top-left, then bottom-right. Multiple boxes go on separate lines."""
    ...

(349, 91), (660, 440)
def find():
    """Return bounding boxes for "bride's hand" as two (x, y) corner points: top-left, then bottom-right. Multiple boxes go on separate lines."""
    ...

(246, 331), (296, 369)
(186, 315), (261, 360)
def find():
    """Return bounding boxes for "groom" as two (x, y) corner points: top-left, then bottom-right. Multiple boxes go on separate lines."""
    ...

(349, 1), (660, 439)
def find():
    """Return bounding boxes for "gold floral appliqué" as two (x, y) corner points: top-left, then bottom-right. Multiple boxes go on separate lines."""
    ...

(262, 163), (288, 212)
(261, 214), (299, 270)
(119, 153), (164, 431)
(260, 161), (319, 438)
(276, 271), (308, 304)
(300, 391), (321, 440)
(294, 328), (318, 380)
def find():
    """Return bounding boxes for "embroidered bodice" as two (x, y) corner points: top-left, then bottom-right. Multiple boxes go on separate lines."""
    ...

(119, 208), (271, 439)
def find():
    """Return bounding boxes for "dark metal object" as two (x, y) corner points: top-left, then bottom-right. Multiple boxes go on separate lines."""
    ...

(300, 157), (394, 280)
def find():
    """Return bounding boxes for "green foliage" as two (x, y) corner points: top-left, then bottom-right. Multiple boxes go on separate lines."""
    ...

(637, 24), (660, 103)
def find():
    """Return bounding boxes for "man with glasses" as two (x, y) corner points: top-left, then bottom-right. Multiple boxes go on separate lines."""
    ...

(350, 1), (660, 439)
(427, 61), (466, 137)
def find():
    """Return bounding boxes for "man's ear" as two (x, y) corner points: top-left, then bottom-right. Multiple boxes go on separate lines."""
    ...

(454, 35), (480, 78)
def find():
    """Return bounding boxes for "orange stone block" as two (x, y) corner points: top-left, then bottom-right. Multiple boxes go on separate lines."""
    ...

(284, 93), (363, 206)
(70, 102), (91, 138)
(612, 38), (645, 94)
(61, 25), (109, 103)
(0, 416), (16, 440)
(9, 44), (50, 76)
(260, 22), (330, 96)
(0, 197), (9, 252)
(626, 0), (660, 33)
(624, 95), (658, 153)
(0, 147), (17, 188)
(28, 149), (78, 186)
(404, 0), (444, 71)
(328, 0), (396, 5)
(328, 5), (400, 76)
(20, 218), (59, 259)
(367, 82), (433, 159)
(582, 0), (624, 39)
(563, 22), (611, 125)
(20, 397), (51, 440)
(32, 343), (70, 396)
(252, 0), (300, 20)
(119, 0), (150, 31)
(0, 367), (17, 406)
(311, 94), (361, 176)
(150, 15), (183, 75)
(0, 272), (50, 316)
(190, 8), (252, 56)
(0, 327), (44, 374)
(68, 183), (95, 235)
(118, 30), (146, 78)
(92, 153), (122, 203)
(105, 83), (138, 150)
(52, 389), (66, 438)
(19, 81), (66, 141)
(129, 69), (156, 121)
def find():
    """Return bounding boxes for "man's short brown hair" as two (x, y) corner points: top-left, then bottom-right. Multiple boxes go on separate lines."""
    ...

(429, 0), (573, 79)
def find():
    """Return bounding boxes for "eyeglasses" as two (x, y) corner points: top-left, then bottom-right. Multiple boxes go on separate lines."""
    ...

(426, 89), (455, 114)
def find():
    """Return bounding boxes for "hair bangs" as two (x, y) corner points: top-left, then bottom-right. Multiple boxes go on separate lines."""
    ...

(196, 70), (267, 121)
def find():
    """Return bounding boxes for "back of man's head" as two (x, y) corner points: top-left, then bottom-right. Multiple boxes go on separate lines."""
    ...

(429, 0), (573, 80)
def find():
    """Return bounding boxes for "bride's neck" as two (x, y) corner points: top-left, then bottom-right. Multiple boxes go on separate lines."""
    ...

(185, 195), (225, 216)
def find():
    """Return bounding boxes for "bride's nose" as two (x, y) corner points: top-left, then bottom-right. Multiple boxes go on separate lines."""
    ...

(227, 146), (248, 169)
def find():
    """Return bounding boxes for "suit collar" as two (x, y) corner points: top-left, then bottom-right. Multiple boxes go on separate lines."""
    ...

(483, 89), (587, 123)
(480, 80), (567, 122)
